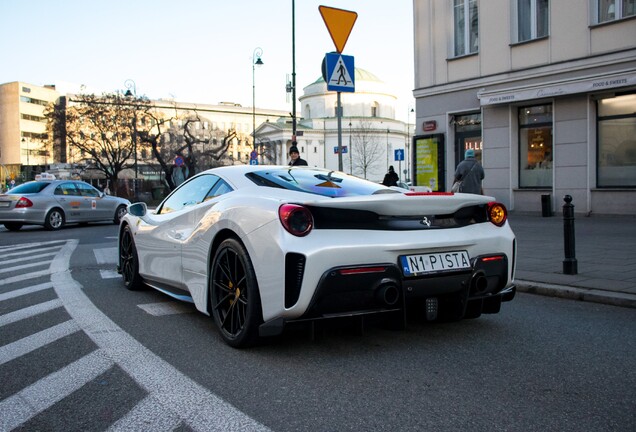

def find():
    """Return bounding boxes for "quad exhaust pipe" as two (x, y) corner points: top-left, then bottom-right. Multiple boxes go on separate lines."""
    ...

(470, 271), (488, 295)
(376, 282), (400, 306)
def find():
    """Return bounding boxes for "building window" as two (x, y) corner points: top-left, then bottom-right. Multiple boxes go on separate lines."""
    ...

(19, 96), (48, 106)
(453, 0), (479, 56)
(519, 104), (552, 188)
(515, 0), (549, 42)
(597, 0), (636, 22)
(371, 102), (379, 117)
(597, 93), (636, 187)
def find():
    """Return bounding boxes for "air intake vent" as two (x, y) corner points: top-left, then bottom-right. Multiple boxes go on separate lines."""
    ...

(285, 253), (306, 308)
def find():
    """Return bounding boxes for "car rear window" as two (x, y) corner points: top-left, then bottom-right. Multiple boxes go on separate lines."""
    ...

(6, 182), (51, 194)
(246, 168), (397, 198)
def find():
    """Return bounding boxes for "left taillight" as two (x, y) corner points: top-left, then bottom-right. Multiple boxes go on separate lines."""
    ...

(279, 204), (314, 237)
(487, 202), (507, 227)
(15, 197), (33, 208)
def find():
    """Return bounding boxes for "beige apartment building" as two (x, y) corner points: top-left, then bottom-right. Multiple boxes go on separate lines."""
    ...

(0, 81), (287, 189)
(0, 82), (59, 187)
(412, 0), (636, 215)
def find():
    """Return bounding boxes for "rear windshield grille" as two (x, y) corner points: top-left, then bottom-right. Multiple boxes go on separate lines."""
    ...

(307, 205), (488, 230)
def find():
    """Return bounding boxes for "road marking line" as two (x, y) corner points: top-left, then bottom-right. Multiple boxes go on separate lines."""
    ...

(106, 395), (183, 432)
(52, 240), (271, 431)
(2, 252), (57, 266)
(0, 320), (80, 366)
(0, 349), (114, 432)
(0, 261), (52, 275)
(0, 282), (54, 301)
(100, 269), (120, 279)
(0, 240), (66, 252)
(94, 247), (118, 265)
(0, 299), (63, 327)
(0, 270), (51, 286)
(137, 302), (193, 316)
(0, 246), (62, 259)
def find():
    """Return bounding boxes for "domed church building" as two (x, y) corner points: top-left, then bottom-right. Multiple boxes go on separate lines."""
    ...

(255, 68), (412, 183)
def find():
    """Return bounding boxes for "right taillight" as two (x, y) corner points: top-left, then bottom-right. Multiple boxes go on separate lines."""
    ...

(16, 197), (33, 208)
(487, 202), (507, 227)
(279, 204), (314, 237)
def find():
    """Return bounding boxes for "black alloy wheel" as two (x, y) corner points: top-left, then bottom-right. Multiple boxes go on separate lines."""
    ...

(119, 225), (143, 290)
(210, 238), (262, 348)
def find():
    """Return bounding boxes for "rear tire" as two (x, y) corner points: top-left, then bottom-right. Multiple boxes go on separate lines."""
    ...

(4, 223), (23, 231)
(210, 238), (262, 348)
(119, 225), (143, 290)
(44, 208), (65, 231)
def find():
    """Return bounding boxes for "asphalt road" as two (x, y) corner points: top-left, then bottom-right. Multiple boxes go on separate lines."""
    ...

(1, 224), (635, 431)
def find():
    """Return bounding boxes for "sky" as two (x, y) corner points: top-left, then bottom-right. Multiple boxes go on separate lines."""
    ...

(0, 0), (414, 120)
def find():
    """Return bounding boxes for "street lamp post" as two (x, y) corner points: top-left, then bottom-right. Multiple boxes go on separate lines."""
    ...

(407, 107), (414, 182)
(252, 47), (264, 152)
(348, 121), (352, 174)
(386, 128), (390, 172)
(21, 138), (29, 181)
(124, 79), (137, 200)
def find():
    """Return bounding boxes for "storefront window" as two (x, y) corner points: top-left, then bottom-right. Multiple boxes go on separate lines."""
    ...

(597, 93), (636, 187)
(453, 113), (482, 166)
(519, 104), (552, 188)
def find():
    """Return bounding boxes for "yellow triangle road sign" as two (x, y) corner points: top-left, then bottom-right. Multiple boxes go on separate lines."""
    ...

(319, 5), (358, 54)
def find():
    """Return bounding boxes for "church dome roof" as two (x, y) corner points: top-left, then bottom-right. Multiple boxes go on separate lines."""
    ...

(309, 67), (383, 85)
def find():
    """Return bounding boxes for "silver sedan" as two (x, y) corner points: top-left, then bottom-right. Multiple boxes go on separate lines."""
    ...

(0, 180), (130, 231)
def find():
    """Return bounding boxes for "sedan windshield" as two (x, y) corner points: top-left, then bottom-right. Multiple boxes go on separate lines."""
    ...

(6, 182), (51, 194)
(246, 167), (398, 198)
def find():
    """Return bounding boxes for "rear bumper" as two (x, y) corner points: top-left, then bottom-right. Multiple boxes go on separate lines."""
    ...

(259, 253), (514, 337)
(0, 210), (47, 225)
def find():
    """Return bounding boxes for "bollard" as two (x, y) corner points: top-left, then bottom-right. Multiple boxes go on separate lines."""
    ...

(562, 195), (578, 275)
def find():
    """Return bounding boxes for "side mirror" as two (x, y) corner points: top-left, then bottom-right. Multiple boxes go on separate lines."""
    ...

(127, 202), (147, 217)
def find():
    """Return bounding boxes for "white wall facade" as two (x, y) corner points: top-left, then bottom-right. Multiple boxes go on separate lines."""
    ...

(413, 0), (636, 215)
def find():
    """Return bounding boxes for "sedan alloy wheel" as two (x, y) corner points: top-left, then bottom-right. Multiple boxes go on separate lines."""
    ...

(44, 208), (65, 231)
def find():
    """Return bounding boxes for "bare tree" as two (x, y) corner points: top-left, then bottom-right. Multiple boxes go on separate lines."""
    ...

(351, 120), (385, 179)
(45, 93), (154, 195)
(139, 111), (238, 191)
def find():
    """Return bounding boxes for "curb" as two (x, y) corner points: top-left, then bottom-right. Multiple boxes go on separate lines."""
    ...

(515, 280), (636, 309)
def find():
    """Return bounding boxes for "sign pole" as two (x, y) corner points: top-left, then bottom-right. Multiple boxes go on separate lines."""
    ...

(337, 91), (343, 171)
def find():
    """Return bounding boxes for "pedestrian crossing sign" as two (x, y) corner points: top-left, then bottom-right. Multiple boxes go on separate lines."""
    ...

(325, 52), (355, 93)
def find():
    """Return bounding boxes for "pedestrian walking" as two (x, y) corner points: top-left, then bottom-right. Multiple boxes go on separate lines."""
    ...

(382, 166), (399, 187)
(289, 144), (308, 166)
(452, 149), (484, 194)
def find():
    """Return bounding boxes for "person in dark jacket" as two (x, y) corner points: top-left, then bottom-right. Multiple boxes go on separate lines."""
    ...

(289, 144), (308, 166)
(454, 149), (484, 194)
(382, 165), (399, 186)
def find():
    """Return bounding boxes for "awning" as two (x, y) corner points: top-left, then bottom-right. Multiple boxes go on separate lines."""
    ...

(478, 71), (636, 106)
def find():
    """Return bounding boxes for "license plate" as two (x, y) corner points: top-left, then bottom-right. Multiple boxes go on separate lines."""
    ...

(400, 250), (471, 276)
(0, 201), (10, 208)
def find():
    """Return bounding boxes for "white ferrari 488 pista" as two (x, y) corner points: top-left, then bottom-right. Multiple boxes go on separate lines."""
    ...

(118, 165), (516, 347)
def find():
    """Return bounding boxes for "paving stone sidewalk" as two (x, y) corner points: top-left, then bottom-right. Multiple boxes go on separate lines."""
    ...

(508, 212), (636, 308)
